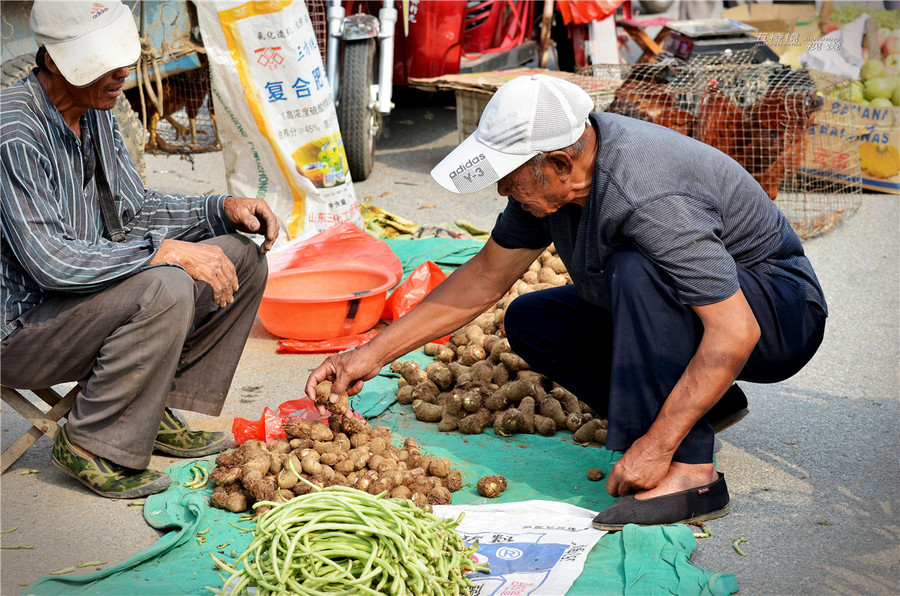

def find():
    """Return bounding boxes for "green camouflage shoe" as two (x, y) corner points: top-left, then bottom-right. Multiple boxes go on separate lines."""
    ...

(154, 408), (231, 457)
(51, 425), (172, 499)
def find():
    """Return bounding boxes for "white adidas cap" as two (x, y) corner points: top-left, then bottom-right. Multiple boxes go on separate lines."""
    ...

(31, 0), (141, 87)
(431, 74), (594, 194)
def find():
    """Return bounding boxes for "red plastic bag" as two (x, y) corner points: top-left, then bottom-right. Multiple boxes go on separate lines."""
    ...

(556, 0), (625, 25)
(232, 398), (368, 444)
(381, 261), (446, 321)
(267, 221), (402, 284)
(231, 398), (328, 445)
(277, 329), (381, 353)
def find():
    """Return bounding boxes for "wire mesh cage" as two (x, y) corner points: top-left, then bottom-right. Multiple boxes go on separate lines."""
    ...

(133, 0), (330, 157)
(578, 51), (863, 239)
(306, 0), (328, 64)
(130, 61), (220, 155)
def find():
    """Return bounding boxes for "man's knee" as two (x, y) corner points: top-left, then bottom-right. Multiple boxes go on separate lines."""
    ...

(504, 287), (585, 360)
(133, 267), (196, 330)
(503, 290), (542, 348)
(211, 233), (268, 292)
(503, 293), (526, 331)
(244, 243), (268, 292)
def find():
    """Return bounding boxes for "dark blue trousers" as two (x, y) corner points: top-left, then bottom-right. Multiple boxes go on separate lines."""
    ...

(504, 248), (826, 463)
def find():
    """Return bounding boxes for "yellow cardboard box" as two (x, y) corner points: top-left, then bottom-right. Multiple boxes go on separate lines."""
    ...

(803, 97), (900, 194)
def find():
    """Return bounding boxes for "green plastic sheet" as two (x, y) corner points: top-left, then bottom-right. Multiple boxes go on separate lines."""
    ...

(382, 237), (483, 276)
(25, 399), (737, 595)
(25, 237), (737, 595)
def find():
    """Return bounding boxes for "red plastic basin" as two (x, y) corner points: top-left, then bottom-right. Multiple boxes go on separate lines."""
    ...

(259, 266), (395, 340)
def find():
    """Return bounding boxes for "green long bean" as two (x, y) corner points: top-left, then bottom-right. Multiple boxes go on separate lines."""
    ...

(185, 464), (209, 490)
(205, 479), (488, 595)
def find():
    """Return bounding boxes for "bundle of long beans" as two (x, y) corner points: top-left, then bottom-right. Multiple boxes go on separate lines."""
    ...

(207, 481), (488, 595)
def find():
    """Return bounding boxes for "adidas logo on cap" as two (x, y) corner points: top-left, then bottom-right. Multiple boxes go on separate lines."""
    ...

(91, 3), (109, 18)
(448, 153), (487, 181)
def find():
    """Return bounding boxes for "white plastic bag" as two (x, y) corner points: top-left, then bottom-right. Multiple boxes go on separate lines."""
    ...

(196, 0), (363, 245)
(799, 14), (872, 79)
(433, 500), (606, 595)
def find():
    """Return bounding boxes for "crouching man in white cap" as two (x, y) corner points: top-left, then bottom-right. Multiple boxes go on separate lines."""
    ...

(1, 0), (278, 498)
(306, 74), (827, 530)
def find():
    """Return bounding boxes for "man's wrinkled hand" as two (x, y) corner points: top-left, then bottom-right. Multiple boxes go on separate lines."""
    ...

(224, 196), (279, 253)
(605, 434), (674, 497)
(305, 347), (383, 417)
(150, 239), (238, 308)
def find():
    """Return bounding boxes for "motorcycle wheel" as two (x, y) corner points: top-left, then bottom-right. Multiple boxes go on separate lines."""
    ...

(1, 52), (147, 182)
(337, 38), (379, 182)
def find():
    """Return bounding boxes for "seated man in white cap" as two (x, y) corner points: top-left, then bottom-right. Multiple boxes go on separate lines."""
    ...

(1, 0), (278, 498)
(305, 74), (827, 529)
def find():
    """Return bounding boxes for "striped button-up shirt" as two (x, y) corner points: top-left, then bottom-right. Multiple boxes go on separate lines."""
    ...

(1, 71), (234, 337)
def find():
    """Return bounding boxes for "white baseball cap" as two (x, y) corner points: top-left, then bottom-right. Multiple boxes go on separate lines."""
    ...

(431, 74), (594, 195)
(31, 0), (141, 87)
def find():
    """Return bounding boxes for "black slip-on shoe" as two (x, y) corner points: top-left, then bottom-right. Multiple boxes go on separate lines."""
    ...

(709, 384), (749, 434)
(592, 472), (730, 531)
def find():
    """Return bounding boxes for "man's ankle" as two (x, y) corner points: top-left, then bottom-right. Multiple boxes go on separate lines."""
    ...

(68, 438), (96, 460)
(669, 461), (718, 484)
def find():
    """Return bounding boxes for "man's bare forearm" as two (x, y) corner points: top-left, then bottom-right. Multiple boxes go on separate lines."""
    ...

(366, 260), (509, 364)
(363, 241), (541, 367)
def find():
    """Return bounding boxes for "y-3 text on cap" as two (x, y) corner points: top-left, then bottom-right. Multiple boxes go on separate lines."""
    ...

(449, 153), (488, 184)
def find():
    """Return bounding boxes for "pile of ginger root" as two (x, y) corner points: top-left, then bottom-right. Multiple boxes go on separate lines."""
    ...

(392, 245), (609, 445)
(209, 414), (462, 515)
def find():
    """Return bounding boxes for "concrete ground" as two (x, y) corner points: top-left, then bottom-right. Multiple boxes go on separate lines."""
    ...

(1, 90), (898, 595)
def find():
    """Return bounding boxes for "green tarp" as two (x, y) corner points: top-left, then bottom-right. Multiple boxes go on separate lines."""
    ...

(25, 237), (738, 595)
(383, 236), (484, 274)
(25, 399), (738, 595)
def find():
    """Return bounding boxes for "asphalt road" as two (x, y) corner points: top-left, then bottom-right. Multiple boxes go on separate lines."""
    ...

(1, 88), (898, 595)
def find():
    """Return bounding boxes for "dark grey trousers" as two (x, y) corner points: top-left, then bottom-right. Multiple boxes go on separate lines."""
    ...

(1, 234), (267, 468)
(504, 247), (826, 465)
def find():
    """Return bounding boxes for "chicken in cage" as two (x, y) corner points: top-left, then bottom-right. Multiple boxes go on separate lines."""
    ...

(694, 66), (821, 200)
(583, 52), (862, 239)
(128, 61), (220, 155)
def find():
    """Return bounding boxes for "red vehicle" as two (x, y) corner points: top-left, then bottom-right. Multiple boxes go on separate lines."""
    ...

(312, 1), (537, 181)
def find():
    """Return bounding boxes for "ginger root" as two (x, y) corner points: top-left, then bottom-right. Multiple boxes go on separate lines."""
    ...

(314, 381), (349, 416)
(573, 418), (605, 444)
(476, 475), (508, 498)
(412, 399), (442, 423)
(586, 468), (606, 481)
(493, 408), (524, 437)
